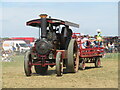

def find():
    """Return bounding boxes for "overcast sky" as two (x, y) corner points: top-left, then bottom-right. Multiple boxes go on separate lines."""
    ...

(0, 2), (118, 38)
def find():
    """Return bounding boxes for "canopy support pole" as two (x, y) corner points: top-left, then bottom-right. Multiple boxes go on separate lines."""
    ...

(39, 27), (40, 39)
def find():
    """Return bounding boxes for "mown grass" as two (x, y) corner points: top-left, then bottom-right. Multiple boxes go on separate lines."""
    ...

(2, 55), (24, 68)
(2, 53), (118, 88)
(102, 53), (119, 61)
(2, 53), (119, 68)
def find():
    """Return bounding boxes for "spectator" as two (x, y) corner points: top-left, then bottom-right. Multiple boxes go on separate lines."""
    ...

(81, 35), (89, 48)
(93, 35), (99, 47)
(104, 43), (109, 53)
(12, 45), (16, 52)
(96, 29), (103, 47)
(108, 42), (114, 53)
(89, 36), (96, 48)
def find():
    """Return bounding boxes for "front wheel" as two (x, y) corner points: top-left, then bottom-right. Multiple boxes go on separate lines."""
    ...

(24, 51), (32, 76)
(56, 52), (63, 76)
(34, 65), (48, 75)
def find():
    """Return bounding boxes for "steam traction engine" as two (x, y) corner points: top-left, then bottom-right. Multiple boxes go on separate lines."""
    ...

(24, 14), (79, 76)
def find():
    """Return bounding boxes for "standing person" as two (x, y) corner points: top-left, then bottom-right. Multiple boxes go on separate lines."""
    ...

(108, 42), (114, 53)
(96, 29), (103, 47)
(104, 43), (109, 53)
(16, 44), (20, 52)
(12, 44), (16, 52)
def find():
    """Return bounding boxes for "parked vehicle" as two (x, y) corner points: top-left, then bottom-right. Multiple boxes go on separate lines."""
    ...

(2, 40), (30, 53)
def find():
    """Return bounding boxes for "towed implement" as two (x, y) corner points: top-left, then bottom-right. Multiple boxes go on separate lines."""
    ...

(72, 33), (104, 70)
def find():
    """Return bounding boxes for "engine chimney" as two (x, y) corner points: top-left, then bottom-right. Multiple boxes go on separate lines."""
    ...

(39, 14), (48, 38)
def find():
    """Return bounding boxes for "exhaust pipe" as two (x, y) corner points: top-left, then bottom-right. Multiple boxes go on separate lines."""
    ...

(39, 14), (47, 38)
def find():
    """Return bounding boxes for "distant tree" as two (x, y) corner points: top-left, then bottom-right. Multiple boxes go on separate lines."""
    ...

(2, 37), (10, 40)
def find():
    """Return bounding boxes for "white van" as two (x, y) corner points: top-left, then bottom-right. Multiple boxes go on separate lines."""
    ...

(2, 40), (30, 52)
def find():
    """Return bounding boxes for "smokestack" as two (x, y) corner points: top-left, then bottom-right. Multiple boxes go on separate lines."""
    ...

(39, 14), (48, 38)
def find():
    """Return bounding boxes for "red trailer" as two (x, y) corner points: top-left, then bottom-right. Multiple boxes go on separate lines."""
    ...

(72, 33), (104, 70)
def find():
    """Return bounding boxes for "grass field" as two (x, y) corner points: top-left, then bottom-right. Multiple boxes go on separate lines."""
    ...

(2, 53), (119, 88)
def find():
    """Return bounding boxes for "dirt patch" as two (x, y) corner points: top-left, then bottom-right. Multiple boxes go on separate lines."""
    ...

(2, 55), (118, 88)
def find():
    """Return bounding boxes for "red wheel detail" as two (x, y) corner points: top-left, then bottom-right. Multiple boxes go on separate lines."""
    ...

(73, 51), (79, 72)
(95, 57), (101, 68)
(28, 61), (32, 72)
(97, 59), (101, 66)
(79, 60), (85, 70)
(82, 62), (85, 69)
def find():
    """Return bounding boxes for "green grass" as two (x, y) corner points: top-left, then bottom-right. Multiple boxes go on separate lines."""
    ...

(2, 55), (24, 68)
(2, 53), (119, 68)
(102, 53), (119, 61)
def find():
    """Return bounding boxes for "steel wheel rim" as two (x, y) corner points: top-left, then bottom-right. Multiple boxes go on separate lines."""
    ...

(82, 62), (85, 69)
(73, 44), (79, 72)
(97, 59), (101, 66)
(28, 61), (32, 73)
(56, 52), (63, 76)
(67, 39), (79, 73)
(59, 55), (63, 75)
(60, 61), (63, 75)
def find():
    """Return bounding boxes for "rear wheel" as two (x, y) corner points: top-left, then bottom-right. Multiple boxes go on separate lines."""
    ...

(56, 52), (63, 76)
(67, 39), (79, 73)
(95, 57), (101, 68)
(24, 51), (32, 76)
(34, 65), (48, 75)
(79, 60), (85, 70)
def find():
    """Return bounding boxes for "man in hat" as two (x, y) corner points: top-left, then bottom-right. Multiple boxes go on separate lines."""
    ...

(96, 29), (103, 47)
